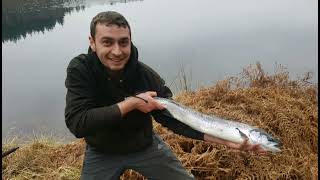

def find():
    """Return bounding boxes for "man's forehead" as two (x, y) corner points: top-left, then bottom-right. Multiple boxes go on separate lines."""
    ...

(96, 23), (129, 32)
(95, 24), (130, 39)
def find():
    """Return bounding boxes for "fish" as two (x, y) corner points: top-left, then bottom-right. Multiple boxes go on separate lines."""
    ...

(154, 97), (281, 152)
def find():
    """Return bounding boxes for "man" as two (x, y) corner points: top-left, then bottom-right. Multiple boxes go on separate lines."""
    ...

(65, 11), (266, 180)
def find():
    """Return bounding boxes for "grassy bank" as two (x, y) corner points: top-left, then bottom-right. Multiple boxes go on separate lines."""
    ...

(2, 63), (318, 179)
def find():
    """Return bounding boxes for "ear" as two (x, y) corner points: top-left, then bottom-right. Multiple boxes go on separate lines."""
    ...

(89, 36), (96, 52)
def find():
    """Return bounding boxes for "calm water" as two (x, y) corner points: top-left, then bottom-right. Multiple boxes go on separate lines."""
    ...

(2, 0), (318, 141)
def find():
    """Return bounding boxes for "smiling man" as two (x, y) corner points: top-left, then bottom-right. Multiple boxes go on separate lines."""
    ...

(65, 11), (265, 180)
(89, 23), (131, 72)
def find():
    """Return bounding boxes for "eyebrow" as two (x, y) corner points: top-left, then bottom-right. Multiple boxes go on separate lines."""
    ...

(100, 37), (129, 41)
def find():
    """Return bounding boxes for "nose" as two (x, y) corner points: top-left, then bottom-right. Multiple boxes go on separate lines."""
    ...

(111, 43), (122, 56)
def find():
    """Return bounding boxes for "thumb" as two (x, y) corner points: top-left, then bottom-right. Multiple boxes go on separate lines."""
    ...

(147, 91), (157, 97)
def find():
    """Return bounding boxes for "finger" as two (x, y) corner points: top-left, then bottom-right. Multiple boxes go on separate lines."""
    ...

(153, 99), (165, 109)
(147, 91), (157, 97)
(260, 153), (267, 156)
(258, 149), (268, 153)
(257, 146), (268, 153)
(238, 142), (244, 150)
(259, 151), (268, 155)
(248, 144), (260, 151)
(134, 95), (149, 103)
(239, 138), (249, 150)
(250, 145), (267, 154)
(255, 146), (268, 154)
(157, 104), (165, 110)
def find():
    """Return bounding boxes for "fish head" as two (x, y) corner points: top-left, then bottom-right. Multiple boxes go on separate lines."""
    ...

(249, 128), (281, 153)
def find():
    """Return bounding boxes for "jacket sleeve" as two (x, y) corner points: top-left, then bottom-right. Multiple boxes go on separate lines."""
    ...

(65, 60), (122, 138)
(151, 76), (204, 140)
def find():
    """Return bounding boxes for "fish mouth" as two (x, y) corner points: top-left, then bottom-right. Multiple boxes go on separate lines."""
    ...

(270, 138), (281, 152)
(271, 147), (282, 153)
(249, 128), (282, 152)
(268, 140), (282, 152)
(262, 144), (281, 153)
(273, 143), (281, 148)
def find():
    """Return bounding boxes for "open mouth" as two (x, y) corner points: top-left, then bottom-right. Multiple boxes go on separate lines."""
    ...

(108, 58), (124, 65)
(110, 59), (122, 62)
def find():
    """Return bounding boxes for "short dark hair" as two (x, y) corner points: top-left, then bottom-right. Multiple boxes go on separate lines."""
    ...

(90, 11), (131, 39)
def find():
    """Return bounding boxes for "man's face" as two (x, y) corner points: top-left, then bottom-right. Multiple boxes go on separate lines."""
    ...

(89, 23), (131, 72)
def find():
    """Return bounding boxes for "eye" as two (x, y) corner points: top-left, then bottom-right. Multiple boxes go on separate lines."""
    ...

(102, 40), (112, 46)
(119, 39), (129, 47)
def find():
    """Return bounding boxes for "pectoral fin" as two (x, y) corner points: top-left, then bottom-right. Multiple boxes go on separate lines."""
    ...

(236, 128), (249, 140)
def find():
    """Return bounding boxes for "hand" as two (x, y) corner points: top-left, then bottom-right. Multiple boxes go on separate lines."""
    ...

(204, 134), (267, 155)
(134, 91), (165, 113)
(233, 138), (267, 154)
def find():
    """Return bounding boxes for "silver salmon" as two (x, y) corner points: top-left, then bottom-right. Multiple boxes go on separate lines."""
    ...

(155, 97), (281, 152)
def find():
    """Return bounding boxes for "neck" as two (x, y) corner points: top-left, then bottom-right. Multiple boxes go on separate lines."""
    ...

(106, 68), (124, 80)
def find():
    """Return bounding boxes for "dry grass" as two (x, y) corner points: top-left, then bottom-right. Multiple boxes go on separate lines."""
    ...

(2, 135), (84, 180)
(2, 63), (318, 179)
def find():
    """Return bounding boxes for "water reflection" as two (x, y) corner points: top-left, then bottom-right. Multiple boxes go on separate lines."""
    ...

(2, 0), (142, 43)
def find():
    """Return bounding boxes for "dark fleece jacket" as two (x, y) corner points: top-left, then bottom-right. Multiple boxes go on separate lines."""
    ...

(65, 43), (203, 153)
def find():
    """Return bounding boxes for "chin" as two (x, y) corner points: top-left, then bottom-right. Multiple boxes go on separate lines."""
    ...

(102, 58), (129, 71)
(109, 64), (125, 71)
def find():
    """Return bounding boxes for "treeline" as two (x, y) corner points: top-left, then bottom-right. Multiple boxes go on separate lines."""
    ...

(2, 0), (84, 42)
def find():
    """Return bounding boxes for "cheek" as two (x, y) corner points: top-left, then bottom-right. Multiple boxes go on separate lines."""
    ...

(124, 47), (131, 56)
(96, 47), (110, 57)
